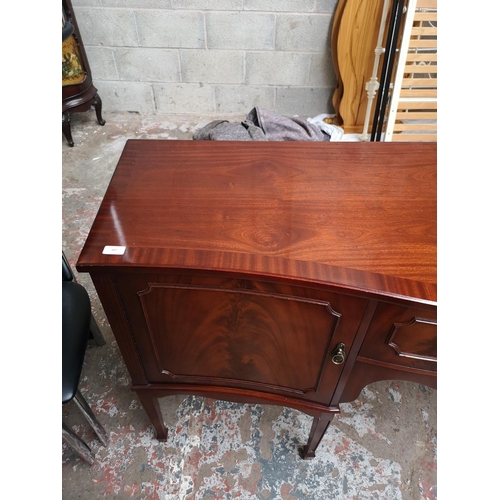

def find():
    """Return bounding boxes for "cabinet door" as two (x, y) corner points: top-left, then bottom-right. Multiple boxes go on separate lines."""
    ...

(113, 273), (368, 406)
(359, 303), (437, 372)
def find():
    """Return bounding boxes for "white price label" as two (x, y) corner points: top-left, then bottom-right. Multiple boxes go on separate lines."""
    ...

(102, 245), (126, 255)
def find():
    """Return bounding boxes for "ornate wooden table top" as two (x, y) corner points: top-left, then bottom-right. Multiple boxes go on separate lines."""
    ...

(77, 140), (436, 305)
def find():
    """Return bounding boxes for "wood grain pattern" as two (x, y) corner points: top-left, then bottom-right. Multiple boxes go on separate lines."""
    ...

(358, 303), (437, 371)
(138, 285), (339, 393)
(77, 140), (436, 305)
(339, 357), (436, 403)
(387, 317), (437, 362)
(77, 140), (437, 458)
(111, 272), (369, 406)
(330, 0), (391, 132)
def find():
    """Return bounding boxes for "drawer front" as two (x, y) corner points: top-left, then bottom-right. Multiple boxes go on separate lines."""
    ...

(359, 303), (437, 372)
(112, 273), (369, 406)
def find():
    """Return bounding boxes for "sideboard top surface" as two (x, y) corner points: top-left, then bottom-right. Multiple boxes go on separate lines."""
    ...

(77, 140), (437, 304)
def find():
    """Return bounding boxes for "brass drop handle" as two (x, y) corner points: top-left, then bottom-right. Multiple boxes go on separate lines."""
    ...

(331, 343), (346, 365)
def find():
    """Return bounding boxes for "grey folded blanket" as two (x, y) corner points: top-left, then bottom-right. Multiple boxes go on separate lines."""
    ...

(193, 107), (329, 142)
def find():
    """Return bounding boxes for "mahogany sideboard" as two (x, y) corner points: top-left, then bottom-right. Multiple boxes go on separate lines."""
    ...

(76, 140), (436, 458)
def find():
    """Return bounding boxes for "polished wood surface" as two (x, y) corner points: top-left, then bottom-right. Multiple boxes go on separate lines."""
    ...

(337, 300), (437, 404)
(78, 140), (436, 304)
(360, 303), (437, 370)
(77, 140), (436, 458)
(111, 273), (368, 405)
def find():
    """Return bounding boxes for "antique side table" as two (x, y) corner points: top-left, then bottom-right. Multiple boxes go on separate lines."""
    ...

(62, 0), (105, 147)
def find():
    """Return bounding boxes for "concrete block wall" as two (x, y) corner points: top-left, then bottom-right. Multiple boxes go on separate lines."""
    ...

(72, 0), (339, 117)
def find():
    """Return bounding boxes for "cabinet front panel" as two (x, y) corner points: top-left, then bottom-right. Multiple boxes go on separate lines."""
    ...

(359, 303), (437, 372)
(113, 273), (369, 405)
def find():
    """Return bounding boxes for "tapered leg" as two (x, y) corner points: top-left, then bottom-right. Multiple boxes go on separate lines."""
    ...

(62, 112), (74, 147)
(91, 93), (106, 126)
(137, 392), (168, 441)
(63, 422), (95, 464)
(299, 412), (334, 459)
(74, 390), (108, 447)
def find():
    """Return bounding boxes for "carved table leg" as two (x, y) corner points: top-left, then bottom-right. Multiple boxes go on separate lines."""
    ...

(137, 392), (168, 441)
(62, 112), (74, 147)
(299, 412), (335, 459)
(91, 93), (106, 126)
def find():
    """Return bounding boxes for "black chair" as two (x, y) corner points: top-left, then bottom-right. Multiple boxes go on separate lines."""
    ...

(62, 252), (108, 464)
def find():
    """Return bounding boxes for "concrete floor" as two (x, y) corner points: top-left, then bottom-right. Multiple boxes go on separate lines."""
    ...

(62, 110), (437, 500)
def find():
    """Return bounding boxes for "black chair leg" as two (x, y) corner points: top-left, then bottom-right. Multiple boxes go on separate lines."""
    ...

(89, 314), (106, 346)
(62, 422), (95, 464)
(62, 112), (74, 147)
(74, 390), (108, 447)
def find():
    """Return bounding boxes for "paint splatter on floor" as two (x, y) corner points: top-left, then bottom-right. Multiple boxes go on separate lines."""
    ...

(62, 302), (436, 500)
